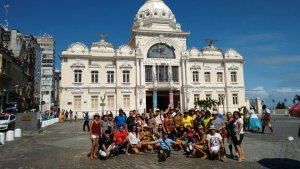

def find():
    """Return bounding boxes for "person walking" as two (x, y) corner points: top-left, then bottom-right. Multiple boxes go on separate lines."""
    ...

(83, 112), (90, 132)
(261, 105), (274, 134)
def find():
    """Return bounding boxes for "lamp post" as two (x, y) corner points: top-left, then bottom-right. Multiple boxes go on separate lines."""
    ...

(6, 85), (19, 103)
(221, 94), (225, 116)
(0, 89), (7, 112)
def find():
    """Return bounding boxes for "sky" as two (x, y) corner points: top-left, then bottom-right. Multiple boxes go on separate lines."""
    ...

(1, 0), (300, 108)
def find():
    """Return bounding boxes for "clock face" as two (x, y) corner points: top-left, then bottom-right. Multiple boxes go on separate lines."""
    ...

(147, 43), (175, 58)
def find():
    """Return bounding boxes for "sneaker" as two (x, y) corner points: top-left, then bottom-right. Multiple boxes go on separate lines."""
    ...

(220, 157), (225, 162)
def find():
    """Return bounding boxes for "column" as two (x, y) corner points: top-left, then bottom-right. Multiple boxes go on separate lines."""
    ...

(153, 90), (157, 110)
(169, 90), (174, 109)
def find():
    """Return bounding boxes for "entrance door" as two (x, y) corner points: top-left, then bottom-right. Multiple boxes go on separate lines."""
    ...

(146, 91), (181, 112)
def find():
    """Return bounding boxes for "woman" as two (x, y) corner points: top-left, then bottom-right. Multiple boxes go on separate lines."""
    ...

(232, 111), (245, 162)
(175, 125), (187, 151)
(140, 125), (154, 152)
(225, 112), (235, 158)
(89, 113), (102, 160)
(249, 106), (261, 131)
(192, 125), (207, 159)
(181, 125), (195, 154)
(127, 125), (141, 154)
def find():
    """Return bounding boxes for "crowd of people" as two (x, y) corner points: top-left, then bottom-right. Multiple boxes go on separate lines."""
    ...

(82, 104), (275, 163)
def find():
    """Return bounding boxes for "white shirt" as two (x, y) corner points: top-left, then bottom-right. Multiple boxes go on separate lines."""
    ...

(233, 118), (244, 134)
(206, 133), (222, 147)
(129, 132), (140, 145)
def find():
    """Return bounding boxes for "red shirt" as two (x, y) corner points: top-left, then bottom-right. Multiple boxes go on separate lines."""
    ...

(114, 131), (128, 145)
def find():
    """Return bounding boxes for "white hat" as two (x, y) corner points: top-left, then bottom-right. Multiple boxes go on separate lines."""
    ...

(209, 125), (217, 130)
(212, 111), (218, 115)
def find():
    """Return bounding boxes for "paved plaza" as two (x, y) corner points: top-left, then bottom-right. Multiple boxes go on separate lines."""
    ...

(0, 116), (299, 169)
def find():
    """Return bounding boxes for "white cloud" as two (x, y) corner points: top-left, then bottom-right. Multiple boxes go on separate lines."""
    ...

(246, 86), (270, 100)
(274, 88), (300, 93)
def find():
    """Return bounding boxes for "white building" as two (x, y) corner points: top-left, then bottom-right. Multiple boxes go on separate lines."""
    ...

(37, 35), (55, 112)
(60, 0), (246, 116)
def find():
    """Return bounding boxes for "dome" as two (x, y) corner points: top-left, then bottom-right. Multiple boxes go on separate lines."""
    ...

(224, 48), (243, 59)
(135, 0), (176, 22)
(67, 42), (89, 53)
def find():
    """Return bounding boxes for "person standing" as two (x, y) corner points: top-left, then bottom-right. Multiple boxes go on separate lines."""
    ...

(89, 113), (101, 160)
(83, 112), (90, 132)
(261, 105), (274, 134)
(126, 111), (136, 130)
(115, 109), (126, 130)
(249, 106), (261, 131)
(232, 111), (245, 162)
(182, 111), (193, 128)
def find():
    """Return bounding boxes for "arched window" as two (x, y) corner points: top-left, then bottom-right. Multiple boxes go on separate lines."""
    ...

(147, 43), (175, 58)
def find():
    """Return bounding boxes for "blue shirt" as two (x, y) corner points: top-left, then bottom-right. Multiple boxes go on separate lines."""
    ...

(84, 113), (89, 122)
(115, 115), (126, 128)
(158, 138), (174, 150)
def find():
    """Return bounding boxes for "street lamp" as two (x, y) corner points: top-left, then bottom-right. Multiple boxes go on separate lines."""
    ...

(0, 89), (7, 112)
(6, 85), (19, 103)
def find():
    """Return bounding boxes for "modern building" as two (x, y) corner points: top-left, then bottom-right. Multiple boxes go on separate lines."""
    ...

(36, 35), (55, 112)
(60, 0), (246, 116)
(0, 26), (41, 112)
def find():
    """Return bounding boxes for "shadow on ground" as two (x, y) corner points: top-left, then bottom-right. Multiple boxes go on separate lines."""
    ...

(258, 158), (300, 169)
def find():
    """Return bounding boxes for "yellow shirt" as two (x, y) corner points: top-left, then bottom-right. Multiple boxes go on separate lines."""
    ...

(182, 116), (193, 128)
(202, 117), (213, 133)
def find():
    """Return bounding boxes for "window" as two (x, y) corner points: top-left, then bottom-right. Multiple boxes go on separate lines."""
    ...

(172, 66), (179, 82)
(91, 71), (99, 83)
(218, 94), (224, 105)
(91, 96), (98, 110)
(233, 94), (238, 105)
(74, 96), (81, 109)
(123, 70), (130, 83)
(156, 65), (169, 82)
(107, 96), (114, 109)
(123, 95), (130, 108)
(206, 94), (212, 100)
(107, 71), (114, 83)
(231, 72), (237, 83)
(194, 94), (200, 103)
(74, 70), (82, 83)
(145, 66), (153, 82)
(193, 71), (199, 82)
(204, 72), (211, 82)
(217, 72), (223, 83)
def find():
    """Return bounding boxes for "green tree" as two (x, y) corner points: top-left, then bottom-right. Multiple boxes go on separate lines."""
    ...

(196, 98), (219, 110)
(293, 95), (300, 104)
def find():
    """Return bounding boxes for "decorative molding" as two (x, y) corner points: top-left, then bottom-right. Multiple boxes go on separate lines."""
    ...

(119, 61), (133, 69)
(89, 63), (101, 68)
(228, 65), (239, 71)
(190, 64), (201, 70)
(105, 64), (116, 69)
(204, 66), (212, 70)
(71, 60), (85, 70)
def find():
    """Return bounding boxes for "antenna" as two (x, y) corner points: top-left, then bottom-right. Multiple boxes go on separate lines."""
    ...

(3, 2), (9, 27)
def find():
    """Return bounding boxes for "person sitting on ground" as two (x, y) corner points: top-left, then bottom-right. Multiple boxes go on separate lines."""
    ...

(113, 125), (129, 155)
(182, 125), (195, 156)
(99, 130), (115, 160)
(206, 125), (225, 162)
(192, 125), (207, 159)
(140, 124), (154, 152)
(175, 125), (187, 151)
(127, 125), (141, 154)
(143, 132), (180, 162)
(89, 113), (102, 160)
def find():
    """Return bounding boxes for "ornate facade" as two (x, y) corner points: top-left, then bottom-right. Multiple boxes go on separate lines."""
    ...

(60, 0), (246, 115)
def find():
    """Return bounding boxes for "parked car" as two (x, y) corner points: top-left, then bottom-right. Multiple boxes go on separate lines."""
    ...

(0, 113), (16, 131)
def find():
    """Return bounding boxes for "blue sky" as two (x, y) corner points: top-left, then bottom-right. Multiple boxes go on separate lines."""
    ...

(1, 0), (300, 107)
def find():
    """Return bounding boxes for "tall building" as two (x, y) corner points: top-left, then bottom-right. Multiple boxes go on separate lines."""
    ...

(36, 35), (55, 112)
(0, 26), (41, 112)
(60, 0), (246, 116)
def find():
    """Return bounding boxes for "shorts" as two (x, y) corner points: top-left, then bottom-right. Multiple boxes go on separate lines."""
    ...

(91, 134), (99, 139)
(232, 134), (244, 146)
(210, 146), (220, 153)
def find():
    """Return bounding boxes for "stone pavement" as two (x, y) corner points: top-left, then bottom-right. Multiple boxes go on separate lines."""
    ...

(0, 116), (299, 169)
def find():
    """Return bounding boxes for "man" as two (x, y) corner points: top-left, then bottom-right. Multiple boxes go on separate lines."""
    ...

(202, 110), (213, 133)
(206, 125), (225, 162)
(143, 132), (180, 162)
(113, 125), (129, 155)
(83, 112), (90, 132)
(261, 105), (274, 134)
(192, 125), (207, 159)
(193, 110), (202, 129)
(210, 111), (225, 134)
(99, 130), (115, 160)
(126, 110), (136, 129)
(182, 111), (193, 128)
(115, 109), (126, 129)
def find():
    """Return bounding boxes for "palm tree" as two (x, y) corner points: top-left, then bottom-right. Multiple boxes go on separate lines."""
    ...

(293, 95), (300, 104)
(196, 98), (219, 110)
